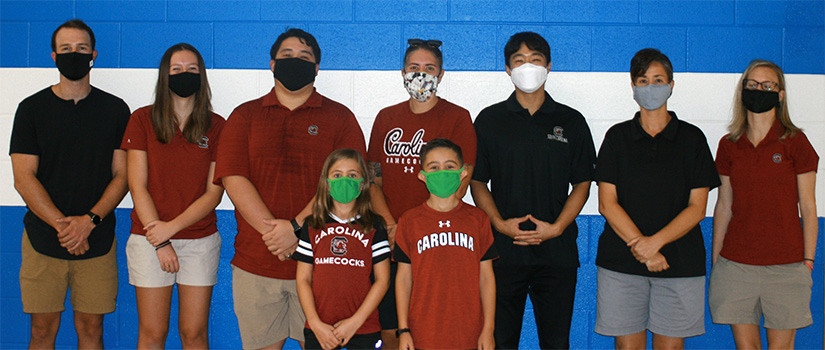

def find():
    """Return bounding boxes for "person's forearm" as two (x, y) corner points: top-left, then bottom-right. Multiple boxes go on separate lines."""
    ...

(90, 149), (129, 218)
(552, 181), (591, 232)
(470, 180), (504, 225)
(599, 201), (644, 243)
(223, 175), (276, 234)
(296, 262), (324, 325)
(13, 171), (65, 230)
(168, 186), (223, 234)
(479, 260), (495, 332)
(712, 177), (733, 262)
(650, 188), (709, 247)
(798, 172), (817, 260)
(395, 262), (413, 329)
(349, 260), (390, 326)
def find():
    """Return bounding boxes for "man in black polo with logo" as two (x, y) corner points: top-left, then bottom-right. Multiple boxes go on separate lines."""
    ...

(470, 32), (596, 349)
(10, 19), (130, 349)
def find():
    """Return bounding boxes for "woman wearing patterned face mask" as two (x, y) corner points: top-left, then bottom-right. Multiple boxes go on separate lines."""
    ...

(710, 59), (818, 349)
(594, 48), (720, 349)
(365, 38), (477, 349)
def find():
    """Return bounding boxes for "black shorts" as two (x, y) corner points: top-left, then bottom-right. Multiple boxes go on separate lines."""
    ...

(378, 261), (398, 330)
(303, 328), (381, 350)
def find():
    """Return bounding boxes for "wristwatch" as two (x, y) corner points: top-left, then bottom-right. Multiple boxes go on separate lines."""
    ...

(291, 219), (301, 235)
(396, 328), (411, 337)
(87, 212), (101, 226)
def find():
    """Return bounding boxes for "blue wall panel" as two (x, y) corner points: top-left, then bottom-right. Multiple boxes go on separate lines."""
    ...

(120, 22), (213, 68)
(168, 0), (261, 22)
(76, 0), (166, 22)
(1, 0), (822, 73)
(260, 0), (353, 22)
(450, 0), (544, 22)
(544, 0), (639, 24)
(354, 0), (449, 22)
(1, 21), (28, 66)
(687, 27), (783, 73)
(0, 1), (74, 21)
(640, 0), (735, 25)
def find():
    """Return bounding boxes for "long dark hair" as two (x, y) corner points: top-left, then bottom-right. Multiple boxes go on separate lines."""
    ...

(151, 43), (213, 144)
(308, 149), (376, 233)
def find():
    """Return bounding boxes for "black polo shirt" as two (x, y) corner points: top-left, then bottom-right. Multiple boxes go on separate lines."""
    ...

(10, 86), (130, 260)
(594, 112), (719, 277)
(473, 92), (596, 268)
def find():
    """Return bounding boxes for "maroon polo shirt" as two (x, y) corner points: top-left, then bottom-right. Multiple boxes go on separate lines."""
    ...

(121, 106), (224, 239)
(214, 88), (366, 279)
(715, 121), (818, 265)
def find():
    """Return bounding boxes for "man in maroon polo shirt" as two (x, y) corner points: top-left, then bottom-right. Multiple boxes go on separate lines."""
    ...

(214, 28), (366, 350)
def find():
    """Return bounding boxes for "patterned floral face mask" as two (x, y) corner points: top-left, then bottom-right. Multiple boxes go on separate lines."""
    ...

(403, 71), (439, 102)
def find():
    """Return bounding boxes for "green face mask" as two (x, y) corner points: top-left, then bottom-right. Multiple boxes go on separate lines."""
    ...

(421, 167), (464, 198)
(327, 177), (363, 203)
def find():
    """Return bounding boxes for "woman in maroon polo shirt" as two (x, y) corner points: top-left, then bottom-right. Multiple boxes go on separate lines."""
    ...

(710, 59), (818, 349)
(122, 43), (225, 348)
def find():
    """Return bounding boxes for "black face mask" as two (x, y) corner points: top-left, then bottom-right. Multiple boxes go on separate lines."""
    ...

(742, 88), (780, 113)
(168, 72), (201, 98)
(55, 52), (93, 80)
(273, 57), (316, 91)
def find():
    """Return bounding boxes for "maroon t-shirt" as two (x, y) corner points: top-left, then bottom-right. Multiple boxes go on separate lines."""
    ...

(716, 121), (818, 265)
(214, 88), (367, 279)
(293, 214), (390, 334)
(394, 202), (497, 349)
(367, 99), (476, 221)
(121, 106), (224, 239)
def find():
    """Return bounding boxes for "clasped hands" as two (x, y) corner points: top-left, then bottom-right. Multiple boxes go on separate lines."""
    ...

(262, 218), (298, 261)
(627, 235), (670, 272)
(496, 214), (562, 246)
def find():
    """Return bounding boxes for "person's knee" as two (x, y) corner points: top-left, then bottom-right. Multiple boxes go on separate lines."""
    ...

(74, 314), (104, 339)
(30, 315), (60, 342)
(179, 326), (208, 347)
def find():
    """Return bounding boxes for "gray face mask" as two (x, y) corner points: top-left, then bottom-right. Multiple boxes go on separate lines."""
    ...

(633, 84), (672, 111)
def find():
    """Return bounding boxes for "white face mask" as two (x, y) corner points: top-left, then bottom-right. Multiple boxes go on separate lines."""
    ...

(510, 63), (548, 93)
(403, 71), (439, 102)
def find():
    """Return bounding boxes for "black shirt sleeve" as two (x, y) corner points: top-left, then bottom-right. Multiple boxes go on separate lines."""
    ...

(112, 98), (131, 150)
(372, 225), (391, 264)
(569, 114), (597, 185)
(471, 110), (492, 183)
(9, 98), (40, 155)
(292, 222), (314, 264)
(595, 125), (619, 184)
(688, 127), (721, 190)
(393, 244), (411, 264)
(481, 243), (498, 261)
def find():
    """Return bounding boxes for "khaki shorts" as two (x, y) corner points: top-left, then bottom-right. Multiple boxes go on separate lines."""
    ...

(126, 232), (221, 287)
(20, 231), (118, 314)
(709, 257), (813, 329)
(232, 265), (306, 348)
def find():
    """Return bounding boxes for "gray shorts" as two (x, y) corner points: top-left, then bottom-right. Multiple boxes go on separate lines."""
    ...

(232, 265), (306, 349)
(708, 257), (813, 329)
(595, 267), (705, 338)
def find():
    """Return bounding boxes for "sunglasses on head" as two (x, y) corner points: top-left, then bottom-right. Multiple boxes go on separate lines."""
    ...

(407, 39), (442, 48)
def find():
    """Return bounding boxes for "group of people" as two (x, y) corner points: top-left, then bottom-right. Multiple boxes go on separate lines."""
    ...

(10, 19), (817, 350)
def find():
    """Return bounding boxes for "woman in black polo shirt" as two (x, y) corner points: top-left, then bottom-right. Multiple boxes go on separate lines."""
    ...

(593, 48), (720, 349)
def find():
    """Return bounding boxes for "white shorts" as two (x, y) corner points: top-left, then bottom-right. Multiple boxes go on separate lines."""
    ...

(126, 232), (221, 288)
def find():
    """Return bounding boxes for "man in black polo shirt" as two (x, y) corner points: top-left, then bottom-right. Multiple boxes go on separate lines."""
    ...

(470, 32), (596, 349)
(10, 19), (130, 349)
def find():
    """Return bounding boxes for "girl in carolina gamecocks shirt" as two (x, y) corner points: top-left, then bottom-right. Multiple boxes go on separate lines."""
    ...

(293, 149), (391, 350)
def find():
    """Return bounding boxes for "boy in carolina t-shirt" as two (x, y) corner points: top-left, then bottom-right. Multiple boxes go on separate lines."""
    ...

(394, 138), (497, 350)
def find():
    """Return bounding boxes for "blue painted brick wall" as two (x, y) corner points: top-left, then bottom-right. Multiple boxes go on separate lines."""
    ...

(1, 205), (822, 349)
(2, 0), (822, 73)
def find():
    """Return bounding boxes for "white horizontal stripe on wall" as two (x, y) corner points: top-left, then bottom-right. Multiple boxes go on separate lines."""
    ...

(1, 68), (823, 215)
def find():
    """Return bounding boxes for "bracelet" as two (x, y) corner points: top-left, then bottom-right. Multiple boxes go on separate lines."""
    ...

(803, 258), (815, 262)
(803, 261), (814, 270)
(155, 240), (171, 250)
(396, 328), (411, 337)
